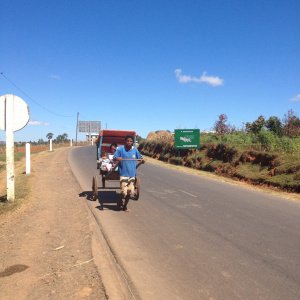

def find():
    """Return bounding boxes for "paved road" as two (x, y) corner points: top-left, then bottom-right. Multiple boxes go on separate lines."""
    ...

(69, 146), (300, 300)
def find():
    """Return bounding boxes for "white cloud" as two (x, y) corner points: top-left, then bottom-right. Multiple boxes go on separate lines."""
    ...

(49, 74), (61, 80)
(175, 69), (224, 86)
(290, 94), (300, 102)
(29, 120), (49, 126)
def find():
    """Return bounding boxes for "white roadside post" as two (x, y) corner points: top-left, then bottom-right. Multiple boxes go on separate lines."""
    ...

(70, 139), (73, 147)
(26, 142), (30, 174)
(49, 138), (53, 151)
(0, 94), (30, 202)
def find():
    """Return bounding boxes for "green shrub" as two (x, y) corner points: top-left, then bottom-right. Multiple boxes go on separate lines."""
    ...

(257, 130), (277, 151)
(169, 157), (183, 165)
(206, 143), (238, 162)
(275, 136), (300, 154)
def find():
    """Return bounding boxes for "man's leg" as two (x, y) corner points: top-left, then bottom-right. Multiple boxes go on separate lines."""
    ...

(119, 177), (128, 209)
(120, 177), (128, 197)
(123, 178), (135, 211)
(127, 177), (135, 198)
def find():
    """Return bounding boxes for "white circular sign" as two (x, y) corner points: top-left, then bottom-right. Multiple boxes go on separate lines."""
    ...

(0, 94), (30, 131)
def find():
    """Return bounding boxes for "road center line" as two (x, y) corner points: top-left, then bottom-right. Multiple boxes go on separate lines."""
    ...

(179, 190), (197, 198)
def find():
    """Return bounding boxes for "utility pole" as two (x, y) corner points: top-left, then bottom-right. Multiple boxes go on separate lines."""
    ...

(75, 112), (79, 146)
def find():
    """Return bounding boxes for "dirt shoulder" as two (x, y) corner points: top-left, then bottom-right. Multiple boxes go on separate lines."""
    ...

(0, 148), (107, 300)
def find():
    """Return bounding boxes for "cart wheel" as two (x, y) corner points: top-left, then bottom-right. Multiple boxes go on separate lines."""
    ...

(102, 176), (106, 188)
(92, 176), (98, 201)
(134, 176), (140, 200)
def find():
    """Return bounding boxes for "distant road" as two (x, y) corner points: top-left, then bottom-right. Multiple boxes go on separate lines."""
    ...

(69, 145), (300, 300)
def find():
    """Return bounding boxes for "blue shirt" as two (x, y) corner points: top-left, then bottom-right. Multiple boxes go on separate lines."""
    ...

(113, 146), (142, 177)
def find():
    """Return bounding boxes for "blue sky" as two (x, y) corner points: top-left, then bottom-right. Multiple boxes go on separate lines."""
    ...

(1, 0), (299, 141)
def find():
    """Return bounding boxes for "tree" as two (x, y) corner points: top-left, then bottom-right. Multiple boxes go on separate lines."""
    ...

(245, 115), (265, 134)
(55, 133), (69, 143)
(37, 138), (45, 144)
(214, 114), (230, 135)
(282, 109), (300, 138)
(266, 116), (283, 136)
(46, 132), (54, 140)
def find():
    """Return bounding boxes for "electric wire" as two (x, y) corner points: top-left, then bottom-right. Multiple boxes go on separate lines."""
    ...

(1, 72), (74, 118)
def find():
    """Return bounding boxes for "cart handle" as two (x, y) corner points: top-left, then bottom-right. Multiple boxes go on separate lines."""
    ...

(118, 158), (143, 161)
(112, 159), (144, 169)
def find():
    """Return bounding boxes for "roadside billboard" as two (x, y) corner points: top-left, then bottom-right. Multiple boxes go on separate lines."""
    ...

(78, 121), (101, 133)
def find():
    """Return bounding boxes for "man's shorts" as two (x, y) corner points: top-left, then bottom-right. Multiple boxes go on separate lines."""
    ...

(120, 176), (135, 197)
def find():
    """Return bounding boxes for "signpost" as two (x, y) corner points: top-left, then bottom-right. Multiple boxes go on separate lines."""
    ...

(174, 129), (200, 168)
(0, 94), (30, 201)
(174, 129), (200, 149)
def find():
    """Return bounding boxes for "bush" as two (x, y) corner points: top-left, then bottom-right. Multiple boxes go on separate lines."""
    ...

(275, 136), (300, 154)
(169, 157), (183, 165)
(206, 143), (238, 162)
(257, 130), (277, 151)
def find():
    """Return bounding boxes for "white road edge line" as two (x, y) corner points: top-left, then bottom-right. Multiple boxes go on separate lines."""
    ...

(180, 190), (197, 198)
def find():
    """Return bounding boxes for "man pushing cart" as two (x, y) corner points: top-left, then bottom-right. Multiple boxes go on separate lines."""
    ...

(113, 134), (145, 211)
(92, 130), (145, 211)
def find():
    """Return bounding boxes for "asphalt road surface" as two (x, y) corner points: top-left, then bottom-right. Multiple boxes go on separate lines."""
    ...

(69, 145), (300, 300)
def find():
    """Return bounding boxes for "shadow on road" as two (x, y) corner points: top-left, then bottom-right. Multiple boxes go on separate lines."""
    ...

(79, 190), (122, 211)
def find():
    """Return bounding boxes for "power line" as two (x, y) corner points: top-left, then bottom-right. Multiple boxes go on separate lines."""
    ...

(1, 72), (74, 118)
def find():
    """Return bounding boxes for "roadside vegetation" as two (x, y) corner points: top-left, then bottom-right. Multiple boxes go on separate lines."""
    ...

(139, 110), (300, 193)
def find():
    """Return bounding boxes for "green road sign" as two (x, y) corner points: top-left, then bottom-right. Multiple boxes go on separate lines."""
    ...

(174, 129), (200, 149)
